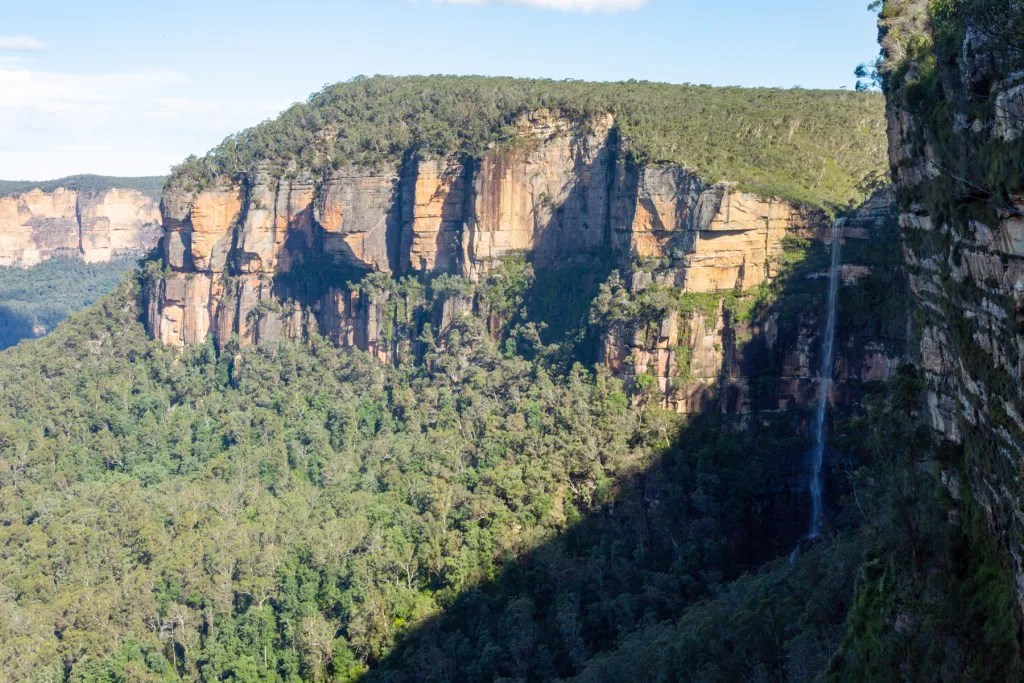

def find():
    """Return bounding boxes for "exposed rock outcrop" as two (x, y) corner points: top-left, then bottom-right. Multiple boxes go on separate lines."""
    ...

(0, 187), (161, 267)
(611, 165), (818, 292)
(602, 190), (904, 413)
(882, 0), (1024, 610)
(146, 108), (907, 421)
(148, 111), (824, 355)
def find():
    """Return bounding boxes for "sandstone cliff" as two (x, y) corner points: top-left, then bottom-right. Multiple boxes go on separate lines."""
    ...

(0, 186), (162, 267)
(599, 188), (904, 413)
(150, 113), (811, 339)
(148, 108), (902, 416)
(882, 0), (1024, 609)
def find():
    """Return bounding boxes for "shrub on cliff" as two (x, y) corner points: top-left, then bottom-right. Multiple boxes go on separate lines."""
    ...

(171, 75), (887, 211)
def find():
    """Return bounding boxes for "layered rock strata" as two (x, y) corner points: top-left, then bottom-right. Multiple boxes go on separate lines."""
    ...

(0, 188), (161, 266)
(148, 110), (825, 353)
(603, 189), (904, 413)
(882, 0), (1024, 609)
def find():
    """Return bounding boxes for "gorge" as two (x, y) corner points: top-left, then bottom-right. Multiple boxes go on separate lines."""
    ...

(144, 83), (897, 418)
(0, 2), (1023, 680)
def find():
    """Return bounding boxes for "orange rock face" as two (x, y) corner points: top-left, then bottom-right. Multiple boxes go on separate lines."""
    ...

(684, 190), (812, 292)
(146, 110), (823, 355)
(402, 157), (466, 273)
(316, 166), (401, 272)
(149, 272), (213, 347)
(235, 172), (316, 274)
(601, 188), (898, 414)
(610, 167), (818, 293)
(186, 185), (245, 273)
(0, 187), (160, 267)
(464, 110), (615, 280)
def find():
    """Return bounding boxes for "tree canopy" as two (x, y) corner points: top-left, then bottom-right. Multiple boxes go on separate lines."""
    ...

(172, 75), (887, 211)
(0, 175), (166, 201)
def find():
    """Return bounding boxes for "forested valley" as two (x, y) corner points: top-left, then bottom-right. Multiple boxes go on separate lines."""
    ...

(0, 254), (1011, 681)
(3, 0), (1024, 680)
(0, 257), (142, 350)
(0, 273), (903, 680)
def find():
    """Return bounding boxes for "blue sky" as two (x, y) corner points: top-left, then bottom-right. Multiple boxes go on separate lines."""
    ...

(0, 0), (881, 179)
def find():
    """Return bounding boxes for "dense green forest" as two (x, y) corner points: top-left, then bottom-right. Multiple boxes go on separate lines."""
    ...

(172, 76), (886, 211)
(0, 271), (1010, 681)
(3, 1), (1021, 679)
(0, 256), (142, 350)
(0, 175), (166, 200)
(0, 273), (847, 681)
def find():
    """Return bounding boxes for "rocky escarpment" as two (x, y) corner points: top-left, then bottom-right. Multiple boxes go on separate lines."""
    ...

(0, 187), (162, 267)
(150, 115), (806, 333)
(149, 109), (905, 417)
(599, 188), (904, 414)
(881, 0), (1024, 609)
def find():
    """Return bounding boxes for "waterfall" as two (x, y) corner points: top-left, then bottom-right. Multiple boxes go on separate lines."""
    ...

(809, 220), (842, 538)
(792, 220), (842, 560)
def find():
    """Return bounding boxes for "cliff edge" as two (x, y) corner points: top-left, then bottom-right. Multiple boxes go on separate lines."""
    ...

(0, 182), (162, 267)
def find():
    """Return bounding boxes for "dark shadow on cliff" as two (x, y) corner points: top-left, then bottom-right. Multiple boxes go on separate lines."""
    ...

(518, 127), (626, 368)
(270, 221), (376, 310)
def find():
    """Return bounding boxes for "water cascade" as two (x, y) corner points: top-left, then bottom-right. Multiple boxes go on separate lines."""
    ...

(793, 220), (843, 560)
(808, 219), (842, 537)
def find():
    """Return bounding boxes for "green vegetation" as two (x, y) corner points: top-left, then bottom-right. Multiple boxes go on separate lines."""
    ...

(2, 15), (1015, 678)
(0, 256), (141, 350)
(930, 0), (1024, 58)
(567, 367), (1024, 683)
(0, 175), (166, 201)
(830, 369), (1024, 682)
(171, 75), (887, 211)
(0, 207), (996, 680)
(881, 0), (1024, 222)
(569, 533), (868, 682)
(0, 185), (926, 680)
(0, 275), (824, 680)
(837, 202), (908, 357)
(845, 3), (1024, 678)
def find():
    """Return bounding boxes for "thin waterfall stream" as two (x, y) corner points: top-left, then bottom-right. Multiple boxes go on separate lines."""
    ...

(792, 220), (843, 560)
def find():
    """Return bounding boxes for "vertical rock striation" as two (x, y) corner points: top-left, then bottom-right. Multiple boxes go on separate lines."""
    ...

(148, 110), (827, 351)
(882, 0), (1024, 609)
(0, 187), (161, 267)
(147, 108), (899, 415)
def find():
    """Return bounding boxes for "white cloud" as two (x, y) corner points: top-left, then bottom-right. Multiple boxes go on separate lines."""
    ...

(429, 0), (647, 12)
(0, 35), (45, 51)
(0, 67), (189, 115)
(0, 64), (288, 179)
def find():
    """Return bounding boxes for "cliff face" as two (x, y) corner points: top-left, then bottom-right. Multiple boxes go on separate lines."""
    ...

(882, 0), (1024, 609)
(601, 188), (903, 413)
(149, 111), (823, 352)
(148, 109), (901, 412)
(0, 187), (162, 267)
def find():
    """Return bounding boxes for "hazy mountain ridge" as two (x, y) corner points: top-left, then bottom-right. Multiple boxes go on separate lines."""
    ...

(0, 175), (166, 201)
(0, 175), (164, 347)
